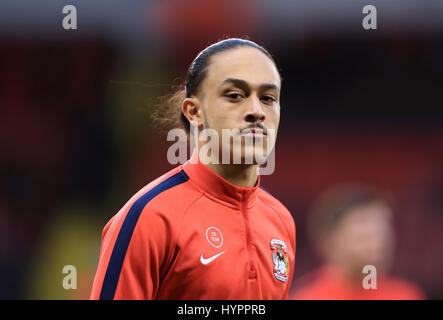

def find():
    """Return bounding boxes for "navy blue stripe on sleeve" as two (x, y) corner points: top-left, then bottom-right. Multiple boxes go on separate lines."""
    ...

(99, 170), (189, 300)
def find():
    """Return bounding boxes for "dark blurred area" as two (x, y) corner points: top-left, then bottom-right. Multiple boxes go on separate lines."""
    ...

(0, 0), (442, 299)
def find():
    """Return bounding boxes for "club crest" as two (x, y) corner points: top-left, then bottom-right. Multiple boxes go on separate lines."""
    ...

(270, 239), (289, 282)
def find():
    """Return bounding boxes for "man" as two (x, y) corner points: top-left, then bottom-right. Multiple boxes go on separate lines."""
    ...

(290, 185), (425, 300)
(90, 38), (296, 299)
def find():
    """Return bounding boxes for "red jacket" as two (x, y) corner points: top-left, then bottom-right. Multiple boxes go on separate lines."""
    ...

(290, 265), (425, 300)
(90, 152), (296, 299)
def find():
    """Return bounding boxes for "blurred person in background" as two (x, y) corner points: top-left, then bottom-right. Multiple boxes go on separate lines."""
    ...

(290, 185), (425, 300)
(90, 38), (295, 300)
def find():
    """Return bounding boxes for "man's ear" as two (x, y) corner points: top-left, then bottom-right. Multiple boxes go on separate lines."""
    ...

(182, 97), (203, 129)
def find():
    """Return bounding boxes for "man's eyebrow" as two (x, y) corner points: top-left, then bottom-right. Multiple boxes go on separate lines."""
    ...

(219, 78), (279, 93)
(260, 83), (279, 92)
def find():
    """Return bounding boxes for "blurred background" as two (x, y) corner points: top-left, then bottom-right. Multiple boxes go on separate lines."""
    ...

(0, 0), (442, 299)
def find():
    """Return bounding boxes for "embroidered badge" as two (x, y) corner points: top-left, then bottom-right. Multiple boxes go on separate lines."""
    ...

(270, 238), (289, 282)
(206, 227), (223, 248)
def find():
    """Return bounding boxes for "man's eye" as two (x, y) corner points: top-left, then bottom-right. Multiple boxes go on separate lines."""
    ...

(262, 96), (276, 103)
(225, 93), (243, 100)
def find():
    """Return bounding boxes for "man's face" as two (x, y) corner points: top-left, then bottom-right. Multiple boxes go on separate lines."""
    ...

(328, 202), (395, 274)
(196, 47), (281, 164)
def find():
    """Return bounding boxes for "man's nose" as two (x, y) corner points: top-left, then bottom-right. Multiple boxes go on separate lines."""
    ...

(244, 96), (265, 123)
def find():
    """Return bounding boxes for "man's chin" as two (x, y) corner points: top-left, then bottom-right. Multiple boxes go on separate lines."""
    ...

(238, 148), (269, 165)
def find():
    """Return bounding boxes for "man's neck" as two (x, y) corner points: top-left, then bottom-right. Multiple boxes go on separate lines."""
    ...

(327, 261), (367, 285)
(205, 162), (259, 188)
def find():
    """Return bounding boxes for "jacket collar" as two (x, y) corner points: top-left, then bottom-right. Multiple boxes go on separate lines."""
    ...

(182, 151), (260, 208)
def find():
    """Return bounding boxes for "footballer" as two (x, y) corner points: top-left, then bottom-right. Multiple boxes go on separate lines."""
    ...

(90, 38), (296, 299)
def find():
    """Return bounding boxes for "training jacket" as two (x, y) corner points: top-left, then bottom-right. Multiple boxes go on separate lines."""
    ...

(90, 152), (296, 299)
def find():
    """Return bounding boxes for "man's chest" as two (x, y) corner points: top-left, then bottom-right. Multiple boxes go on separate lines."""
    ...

(158, 200), (293, 299)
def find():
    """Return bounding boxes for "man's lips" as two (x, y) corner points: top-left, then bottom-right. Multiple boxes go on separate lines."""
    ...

(239, 128), (267, 137)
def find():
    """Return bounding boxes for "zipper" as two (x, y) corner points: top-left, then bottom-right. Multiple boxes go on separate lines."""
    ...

(241, 190), (257, 279)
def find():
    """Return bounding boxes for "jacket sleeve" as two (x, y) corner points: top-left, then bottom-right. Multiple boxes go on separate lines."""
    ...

(286, 212), (296, 299)
(90, 204), (175, 300)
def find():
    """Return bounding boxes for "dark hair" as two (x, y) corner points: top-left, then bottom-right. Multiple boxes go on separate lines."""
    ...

(152, 38), (277, 133)
(308, 184), (391, 242)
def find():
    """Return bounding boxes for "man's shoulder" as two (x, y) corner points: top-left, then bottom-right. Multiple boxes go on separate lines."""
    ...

(257, 185), (293, 219)
(380, 275), (426, 299)
(257, 185), (296, 242)
(105, 166), (202, 232)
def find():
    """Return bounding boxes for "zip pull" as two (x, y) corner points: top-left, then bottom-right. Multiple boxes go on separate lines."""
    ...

(248, 264), (257, 279)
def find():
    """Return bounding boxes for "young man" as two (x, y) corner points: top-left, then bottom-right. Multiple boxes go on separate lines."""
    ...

(290, 185), (425, 300)
(90, 38), (295, 299)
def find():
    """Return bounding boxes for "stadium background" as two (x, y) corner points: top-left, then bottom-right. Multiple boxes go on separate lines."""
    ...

(0, 0), (442, 299)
